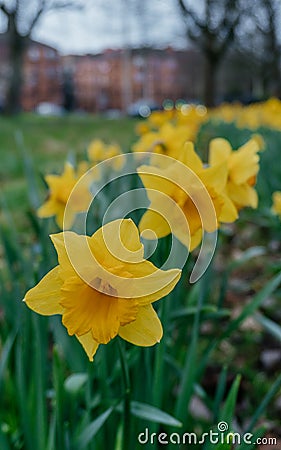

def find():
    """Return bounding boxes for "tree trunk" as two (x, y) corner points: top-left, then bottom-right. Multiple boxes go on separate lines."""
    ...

(4, 16), (27, 115)
(203, 56), (219, 107)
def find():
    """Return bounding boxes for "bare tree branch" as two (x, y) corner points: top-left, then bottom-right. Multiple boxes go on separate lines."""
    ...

(45, 0), (84, 11)
(26, 0), (47, 35)
(0, 0), (84, 114)
(0, 2), (10, 16)
(177, 0), (243, 105)
(178, 0), (206, 31)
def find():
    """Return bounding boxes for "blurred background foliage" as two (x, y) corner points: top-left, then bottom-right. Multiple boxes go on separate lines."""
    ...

(0, 112), (281, 449)
(0, 0), (281, 449)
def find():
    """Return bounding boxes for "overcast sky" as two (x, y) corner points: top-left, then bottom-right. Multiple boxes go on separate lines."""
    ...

(31, 0), (187, 55)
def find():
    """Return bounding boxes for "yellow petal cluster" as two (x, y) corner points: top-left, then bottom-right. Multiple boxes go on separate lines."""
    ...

(271, 191), (281, 219)
(37, 162), (92, 229)
(88, 139), (124, 170)
(24, 219), (181, 361)
(209, 136), (264, 209)
(134, 105), (208, 153)
(211, 98), (281, 131)
(138, 142), (238, 251)
(133, 122), (196, 157)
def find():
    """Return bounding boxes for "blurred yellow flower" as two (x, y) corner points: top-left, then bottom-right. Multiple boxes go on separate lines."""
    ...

(24, 219), (181, 361)
(138, 143), (237, 250)
(132, 123), (195, 157)
(211, 98), (281, 131)
(88, 139), (124, 170)
(135, 105), (208, 145)
(209, 136), (263, 209)
(37, 162), (92, 229)
(271, 191), (281, 219)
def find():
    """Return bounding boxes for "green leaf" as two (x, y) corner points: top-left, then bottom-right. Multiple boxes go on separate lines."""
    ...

(222, 271), (281, 342)
(213, 443), (232, 450)
(213, 366), (228, 423)
(219, 375), (241, 425)
(238, 426), (266, 450)
(76, 407), (114, 449)
(170, 305), (217, 320)
(64, 373), (88, 395)
(175, 275), (210, 422)
(228, 247), (265, 271)
(130, 401), (182, 428)
(245, 373), (281, 433)
(0, 331), (17, 394)
(254, 313), (281, 342)
(0, 428), (10, 450)
(15, 129), (40, 209)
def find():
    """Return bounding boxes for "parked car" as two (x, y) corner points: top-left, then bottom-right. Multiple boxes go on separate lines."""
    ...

(127, 99), (161, 118)
(35, 102), (65, 116)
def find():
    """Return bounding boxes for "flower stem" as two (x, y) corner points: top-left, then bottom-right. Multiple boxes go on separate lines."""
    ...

(117, 338), (131, 450)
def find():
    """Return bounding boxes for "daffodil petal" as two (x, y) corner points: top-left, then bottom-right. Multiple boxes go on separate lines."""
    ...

(24, 266), (63, 315)
(118, 304), (163, 346)
(121, 262), (181, 305)
(200, 163), (228, 194)
(118, 298), (139, 326)
(209, 138), (232, 166)
(37, 199), (59, 218)
(229, 139), (260, 184)
(180, 141), (203, 172)
(50, 232), (97, 279)
(61, 276), (120, 344)
(91, 219), (144, 263)
(139, 209), (171, 239)
(138, 165), (176, 198)
(228, 182), (258, 209)
(189, 228), (203, 251)
(218, 194), (238, 222)
(76, 331), (99, 361)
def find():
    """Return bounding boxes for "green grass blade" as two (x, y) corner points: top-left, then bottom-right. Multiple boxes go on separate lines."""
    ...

(0, 331), (17, 396)
(245, 373), (281, 433)
(222, 271), (281, 339)
(175, 274), (210, 422)
(75, 407), (114, 449)
(213, 366), (228, 423)
(254, 313), (281, 342)
(130, 401), (182, 428)
(237, 426), (267, 450)
(200, 271), (281, 374)
(219, 375), (241, 425)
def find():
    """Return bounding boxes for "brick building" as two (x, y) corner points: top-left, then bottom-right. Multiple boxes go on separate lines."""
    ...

(22, 41), (62, 110)
(0, 33), (62, 111)
(0, 32), (261, 112)
(66, 47), (204, 113)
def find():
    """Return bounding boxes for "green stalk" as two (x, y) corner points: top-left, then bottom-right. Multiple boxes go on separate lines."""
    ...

(117, 338), (131, 450)
(152, 299), (168, 408)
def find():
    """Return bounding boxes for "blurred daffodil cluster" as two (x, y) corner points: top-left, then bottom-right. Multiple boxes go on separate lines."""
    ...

(271, 191), (281, 220)
(26, 101), (268, 361)
(211, 98), (281, 131)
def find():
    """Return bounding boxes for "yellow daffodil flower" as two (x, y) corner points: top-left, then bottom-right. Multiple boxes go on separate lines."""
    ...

(132, 123), (195, 157)
(37, 162), (92, 229)
(23, 219), (181, 361)
(209, 136), (264, 209)
(88, 139), (124, 170)
(211, 98), (281, 131)
(272, 191), (281, 219)
(138, 143), (237, 250)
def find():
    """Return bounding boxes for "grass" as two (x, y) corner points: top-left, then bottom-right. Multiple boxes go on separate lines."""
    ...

(0, 113), (281, 450)
(0, 113), (138, 218)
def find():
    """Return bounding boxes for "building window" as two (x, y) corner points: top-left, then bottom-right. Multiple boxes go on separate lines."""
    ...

(45, 48), (57, 59)
(28, 47), (40, 61)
